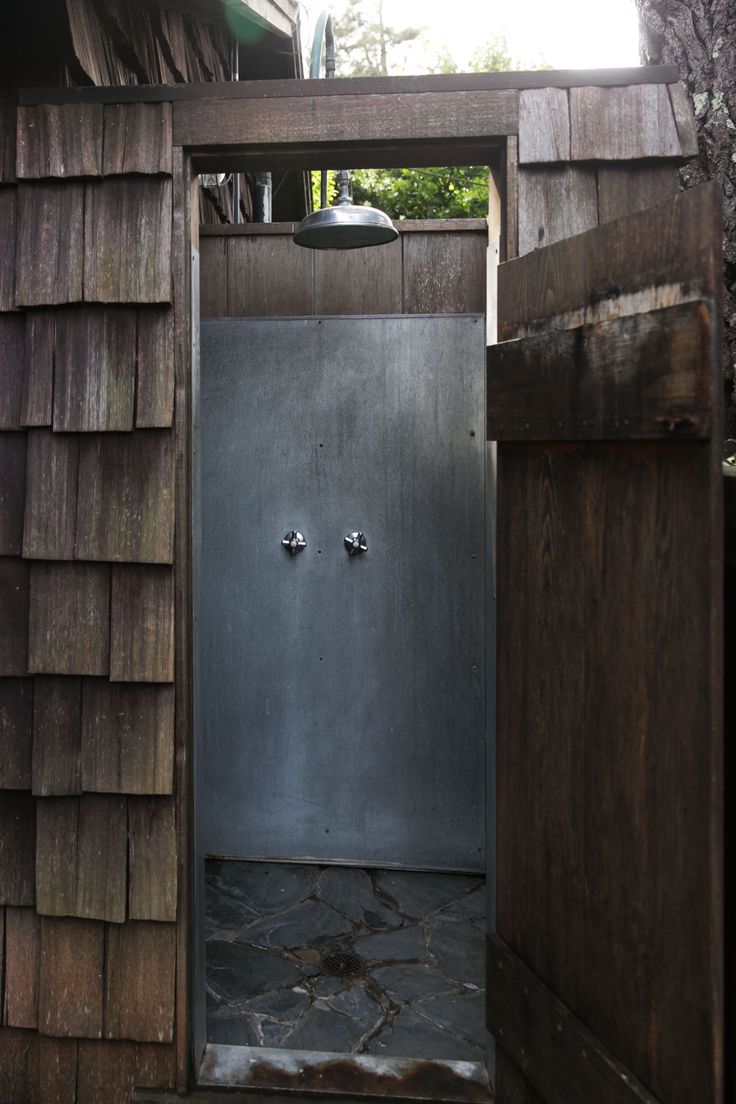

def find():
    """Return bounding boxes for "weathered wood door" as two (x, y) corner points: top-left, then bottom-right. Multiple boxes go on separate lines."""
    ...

(486, 183), (723, 1104)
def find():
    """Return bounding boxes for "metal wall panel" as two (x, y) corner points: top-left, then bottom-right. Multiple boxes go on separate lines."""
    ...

(197, 316), (486, 871)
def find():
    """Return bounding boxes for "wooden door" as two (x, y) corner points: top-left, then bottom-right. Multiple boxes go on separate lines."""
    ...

(486, 182), (723, 1104)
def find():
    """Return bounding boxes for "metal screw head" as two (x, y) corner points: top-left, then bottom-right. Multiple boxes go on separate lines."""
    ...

(281, 530), (306, 555)
(344, 531), (367, 556)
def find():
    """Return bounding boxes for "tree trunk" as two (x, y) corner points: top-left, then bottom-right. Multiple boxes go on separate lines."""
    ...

(635, 0), (735, 439)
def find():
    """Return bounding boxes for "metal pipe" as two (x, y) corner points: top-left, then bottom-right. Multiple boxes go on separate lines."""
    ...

(311, 10), (335, 211)
(230, 34), (241, 224)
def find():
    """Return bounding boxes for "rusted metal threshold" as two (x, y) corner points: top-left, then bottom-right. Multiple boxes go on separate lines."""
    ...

(180, 1044), (492, 1103)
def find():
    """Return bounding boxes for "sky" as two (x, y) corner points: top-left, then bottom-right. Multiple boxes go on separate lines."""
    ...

(301, 0), (641, 72)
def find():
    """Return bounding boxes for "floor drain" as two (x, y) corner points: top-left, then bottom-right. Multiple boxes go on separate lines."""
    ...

(321, 950), (367, 979)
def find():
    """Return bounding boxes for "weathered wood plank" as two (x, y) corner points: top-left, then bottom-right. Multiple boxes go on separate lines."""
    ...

(0, 678), (33, 789)
(103, 103), (173, 176)
(29, 563), (111, 677)
(0, 791), (35, 905)
(36, 795), (127, 922)
(37, 1037), (78, 1104)
(0, 186), (18, 312)
(570, 84), (682, 160)
(0, 432), (26, 555)
(403, 231), (486, 313)
(75, 431), (174, 563)
(174, 88), (520, 149)
(137, 309), (175, 428)
(104, 921), (176, 1043)
(128, 797), (177, 922)
(597, 162), (680, 225)
(31, 677), (82, 796)
(110, 566), (174, 683)
(505, 135), (519, 261)
(53, 306), (136, 432)
(76, 1040), (176, 1104)
(38, 916), (104, 1038)
(227, 234), (313, 316)
(487, 933), (660, 1104)
(23, 430), (79, 560)
(81, 680), (174, 795)
(518, 165), (598, 256)
(0, 558), (29, 677)
(488, 302), (711, 440)
(21, 310), (55, 426)
(3, 907), (40, 1029)
(518, 88), (570, 162)
(199, 235), (228, 318)
(314, 237), (402, 314)
(499, 181), (721, 340)
(667, 82), (699, 158)
(84, 178), (173, 304)
(0, 88), (17, 184)
(0, 1028), (38, 1104)
(0, 314), (25, 429)
(16, 104), (103, 179)
(15, 182), (85, 306)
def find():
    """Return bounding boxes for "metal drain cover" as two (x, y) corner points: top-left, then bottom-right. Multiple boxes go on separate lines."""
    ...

(320, 950), (367, 979)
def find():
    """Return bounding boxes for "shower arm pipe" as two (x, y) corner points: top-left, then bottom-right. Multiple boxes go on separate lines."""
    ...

(310, 10), (336, 210)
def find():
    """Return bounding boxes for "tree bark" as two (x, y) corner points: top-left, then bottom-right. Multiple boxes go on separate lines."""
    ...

(635, 0), (735, 438)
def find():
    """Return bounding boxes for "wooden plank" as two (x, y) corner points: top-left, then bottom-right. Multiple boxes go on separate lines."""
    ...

(403, 231), (486, 313)
(37, 1037), (78, 1104)
(518, 165), (598, 256)
(0, 791), (35, 905)
(226, 234), (313, 316)
(21, 66), (682, 107)
(488, 302), (712, 440)
(486, 933), (660, 1104)
(36, 795), (127, 922)
(174, 88), (520, 149)
(570, 84), (682, 160)
(199, 236), (228, 317)
(75, 431), (174, 563)
(0, 678), (33, 789)
(0, 1028), (38, 1104)
(15, 182), (85, 306)
(667, 82), (699, 158)
(21, 309), (55, 426)
(0, 186), (18, 312)
(0, 432), (26, 555)
(0, 314), (26, 429)
(0, 87), (17, 184)
(29, 563), (111, 677)
(137, 309), (175, 428)
(499, 181), (721, 340)
(81, 680), (174, 795)
(201, 217), (489, 237)
(53, 306), (136, 432)
(518, 88), (570, 162)
(3, 907), (40, 1029)
(38, 916), (104, 1038)
(76, 1040), (176, 1104)
(31, 677), (82, 796)
(314, 237), (402, 314)
(104, 922), (176, 1043)
(16, 104), (103, 179)
(23, 430), (79, 559)
(0, 558), (29, 677)
(128, 796), (177, 922)
(84, 178), (172, 304)
(110, 566), (174, 683)
(103, 103), (173, 175)
(597, 162), (680, 225)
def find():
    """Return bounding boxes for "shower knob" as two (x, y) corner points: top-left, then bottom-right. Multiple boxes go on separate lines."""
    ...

(281, 530), (306, 556)
(344, 531), (367, 556)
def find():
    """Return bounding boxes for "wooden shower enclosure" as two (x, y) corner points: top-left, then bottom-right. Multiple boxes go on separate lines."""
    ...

(0, 63), (725, 1104)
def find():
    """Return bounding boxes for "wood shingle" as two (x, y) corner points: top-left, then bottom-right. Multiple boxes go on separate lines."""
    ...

(84, 178), (172, 303)
(81, 680), (174, 795)
(16, 104), (104, 180)
(0, 187), (18, 312)
(102, 103), (173, 176)
(15, 182), (85, 306)
(21, 310), (55, 427)
(0, 678), (33, 790)
(29, 563), (111, 676)
(104, 921), (176, 1042)
(38, 917), (104, 1038)
(31, 677), (82, 796)
(0, 314), (26, 429)
(0, 791), (35, 905)
(23, 430), (80, 560)
(128, 796), (177, 921)
(0, 558), (30, 677)
(110, 566), (174, 683)
(53, 306), (137, 432)
(3, 907), (40, 1029)
(0, 432), (26, 555)
(136, 308), (175, 428)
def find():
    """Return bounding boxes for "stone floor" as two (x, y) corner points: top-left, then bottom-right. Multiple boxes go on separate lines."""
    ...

(205, 860), (487, 1063)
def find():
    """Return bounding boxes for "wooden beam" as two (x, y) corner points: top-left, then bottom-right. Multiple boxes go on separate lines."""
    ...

(19, 67), (681, 107)
(488, 301), (712, 441)
(487, 933), (662, 1104)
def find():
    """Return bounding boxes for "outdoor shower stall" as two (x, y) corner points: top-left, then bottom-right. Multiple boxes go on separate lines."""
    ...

(0, 62), (725, 1104)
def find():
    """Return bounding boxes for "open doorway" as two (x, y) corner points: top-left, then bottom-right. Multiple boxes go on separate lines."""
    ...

(193, 190), (495, 1100)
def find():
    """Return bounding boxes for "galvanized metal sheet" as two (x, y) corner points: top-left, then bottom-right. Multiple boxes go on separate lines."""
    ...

(197, 316), (486, 871)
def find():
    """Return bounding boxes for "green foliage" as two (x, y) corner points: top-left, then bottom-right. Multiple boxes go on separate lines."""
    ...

(350, 166), (489, 220)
